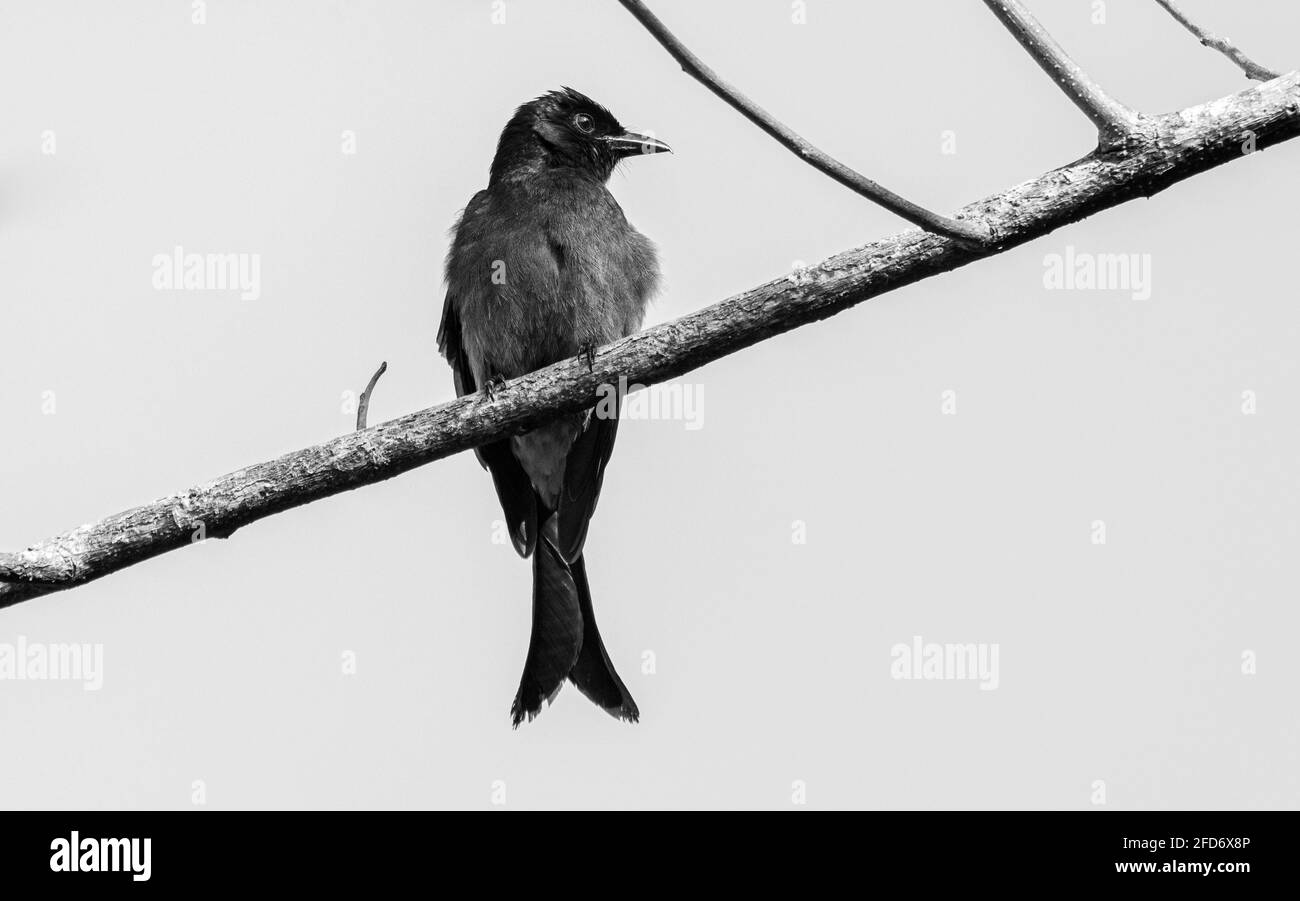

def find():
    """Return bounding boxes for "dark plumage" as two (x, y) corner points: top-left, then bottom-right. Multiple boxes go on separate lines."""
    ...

(438, 88), (669, 726)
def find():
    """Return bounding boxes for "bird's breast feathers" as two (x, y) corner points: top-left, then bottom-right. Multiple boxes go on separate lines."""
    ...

(448, 176), (659, 381)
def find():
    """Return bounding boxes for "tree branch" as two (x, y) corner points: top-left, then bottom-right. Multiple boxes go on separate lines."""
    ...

(356, 361), (388, 431)
(1154, 0), (1282, 82)
(3, 72), (1299, 610)
(616, 0), (993, 247)
(982, 0), (1140, 143)
(0, 553), (70, 586)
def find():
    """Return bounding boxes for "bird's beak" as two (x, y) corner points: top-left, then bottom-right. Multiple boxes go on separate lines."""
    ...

(603, 131), (672, 157)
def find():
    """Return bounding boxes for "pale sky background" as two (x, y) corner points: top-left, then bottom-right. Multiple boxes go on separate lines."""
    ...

(1, 0), (1297, 809)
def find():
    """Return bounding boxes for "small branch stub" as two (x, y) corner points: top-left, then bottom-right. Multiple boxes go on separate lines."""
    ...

(357, 361), (388, 431)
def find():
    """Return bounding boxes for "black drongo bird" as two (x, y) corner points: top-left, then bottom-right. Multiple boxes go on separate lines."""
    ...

(438, 88), (669, 726)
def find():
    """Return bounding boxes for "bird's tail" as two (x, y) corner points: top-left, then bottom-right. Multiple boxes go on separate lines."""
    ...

(510, 518), (639, 727)
(567, 554), (640, 722)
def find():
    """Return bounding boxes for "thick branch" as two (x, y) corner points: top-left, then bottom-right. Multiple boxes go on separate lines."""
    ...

(0, 554), (67, 586)
(1155, 0), (1282, 82)
(3, 72), (1299, 610)
(983, 0), (1139, 143)
(616, 0), (992, 247)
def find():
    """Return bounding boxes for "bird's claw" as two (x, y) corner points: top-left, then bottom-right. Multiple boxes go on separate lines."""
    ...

(484, 375), (507, 401)
(579, 343), (597, 372)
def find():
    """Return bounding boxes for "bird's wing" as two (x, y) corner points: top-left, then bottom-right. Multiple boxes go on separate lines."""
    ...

(438, 265), (538, 559)
(435, 292), (477, 398)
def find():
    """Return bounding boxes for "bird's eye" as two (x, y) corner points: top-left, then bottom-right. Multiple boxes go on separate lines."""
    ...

(573, 113), (595, 134)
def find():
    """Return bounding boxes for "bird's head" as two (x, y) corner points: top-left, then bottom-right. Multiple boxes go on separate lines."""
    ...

(489, 87), (670, 185)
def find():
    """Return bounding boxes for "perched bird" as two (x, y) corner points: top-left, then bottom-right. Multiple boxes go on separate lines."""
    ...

(438, 88), (669, 726)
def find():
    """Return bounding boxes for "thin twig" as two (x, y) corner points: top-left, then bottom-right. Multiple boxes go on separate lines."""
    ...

(616, 0), (993, 248)
(982, 0), (1139, 143)
(1154, 0), (1281, 82)
(3, 72), (1298, 607)
(357, 361), (388, 431)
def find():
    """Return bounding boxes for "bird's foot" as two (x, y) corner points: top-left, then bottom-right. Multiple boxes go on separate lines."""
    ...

(483, 374), (507, 401)
(578, 343), (597, 373)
